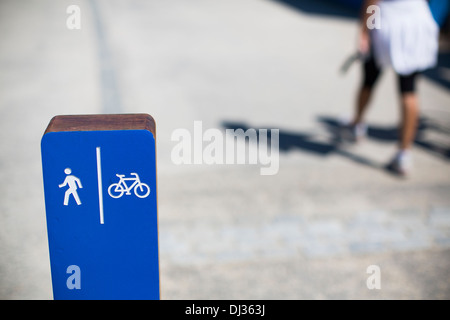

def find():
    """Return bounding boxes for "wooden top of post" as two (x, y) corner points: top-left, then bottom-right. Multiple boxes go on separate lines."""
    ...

(43, 114), (156, 137)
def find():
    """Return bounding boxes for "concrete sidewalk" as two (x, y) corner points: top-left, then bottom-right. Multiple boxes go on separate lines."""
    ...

(0, 0), (449, 299)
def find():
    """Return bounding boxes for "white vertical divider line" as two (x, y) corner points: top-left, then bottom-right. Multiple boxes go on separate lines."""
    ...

(96, 147), (104, 224)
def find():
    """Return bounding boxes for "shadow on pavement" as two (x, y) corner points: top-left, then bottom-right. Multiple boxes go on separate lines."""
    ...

(222, 119), (382, 172)
(222, 114), (450, 174)
(318, 115), (450, 160)
(271, 0), (359, 20)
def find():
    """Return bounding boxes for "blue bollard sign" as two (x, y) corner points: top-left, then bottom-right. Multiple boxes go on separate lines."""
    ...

(41, 114), (159, 300)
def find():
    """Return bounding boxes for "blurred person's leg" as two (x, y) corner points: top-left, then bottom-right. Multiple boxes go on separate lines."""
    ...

(387, 72), (419, 175)
(351, 56), (381, 126)
(353, 87), (372, 126)
(343, 55), (381, 142)
(399, 92), (418, 150)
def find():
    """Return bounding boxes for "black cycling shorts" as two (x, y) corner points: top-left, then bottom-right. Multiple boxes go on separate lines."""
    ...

(362, 55), (418, 94)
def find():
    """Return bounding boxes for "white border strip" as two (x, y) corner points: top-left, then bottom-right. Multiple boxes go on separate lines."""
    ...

(96, 147), (104, 224)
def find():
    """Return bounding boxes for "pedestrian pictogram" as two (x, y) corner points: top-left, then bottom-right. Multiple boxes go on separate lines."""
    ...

(108, 173), (150, 199)
(59, 168), (83, 206)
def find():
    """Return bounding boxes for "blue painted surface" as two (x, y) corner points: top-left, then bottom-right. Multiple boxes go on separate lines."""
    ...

(41, 129), (159, 300)
(429, 0), (450, 26)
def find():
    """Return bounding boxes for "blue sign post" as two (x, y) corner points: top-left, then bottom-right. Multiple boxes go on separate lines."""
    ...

(41, 114), (159, 300)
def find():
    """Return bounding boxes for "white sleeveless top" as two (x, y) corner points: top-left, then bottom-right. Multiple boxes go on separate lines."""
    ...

(371, 0), (439, 75)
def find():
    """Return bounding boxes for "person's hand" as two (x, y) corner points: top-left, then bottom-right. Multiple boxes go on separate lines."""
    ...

(358, 29), (370, 56)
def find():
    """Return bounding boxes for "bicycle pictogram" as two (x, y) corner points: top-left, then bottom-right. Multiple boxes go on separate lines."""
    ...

(108, 173), (150, 199)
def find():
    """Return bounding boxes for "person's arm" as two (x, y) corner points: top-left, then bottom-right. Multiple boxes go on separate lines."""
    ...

(59, 178), (67, 188)
(358, 0), (380, 54)
(75, 177), (83, 189)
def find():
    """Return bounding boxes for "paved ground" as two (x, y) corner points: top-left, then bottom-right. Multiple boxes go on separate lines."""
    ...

(0, 0), (449, 299)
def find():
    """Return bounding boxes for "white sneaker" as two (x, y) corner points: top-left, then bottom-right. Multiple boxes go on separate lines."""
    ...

(386, 150), (413, 176)
(339, 121), (367, 142)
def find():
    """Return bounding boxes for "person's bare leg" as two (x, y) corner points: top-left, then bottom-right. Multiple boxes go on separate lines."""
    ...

(340, 86), (371, 142)
(399, 92), (419, 150)
(351, 86), (372, 126)
(388, 92), (418, 175)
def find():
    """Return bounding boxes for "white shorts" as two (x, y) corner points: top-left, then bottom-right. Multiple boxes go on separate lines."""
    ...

(372, 0), (439, 75)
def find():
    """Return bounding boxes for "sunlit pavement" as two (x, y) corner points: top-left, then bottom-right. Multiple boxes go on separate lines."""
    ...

(0, 0), (449, 299)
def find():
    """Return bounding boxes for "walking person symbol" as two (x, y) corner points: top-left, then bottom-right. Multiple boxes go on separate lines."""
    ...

(59, 168), (83, 206)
